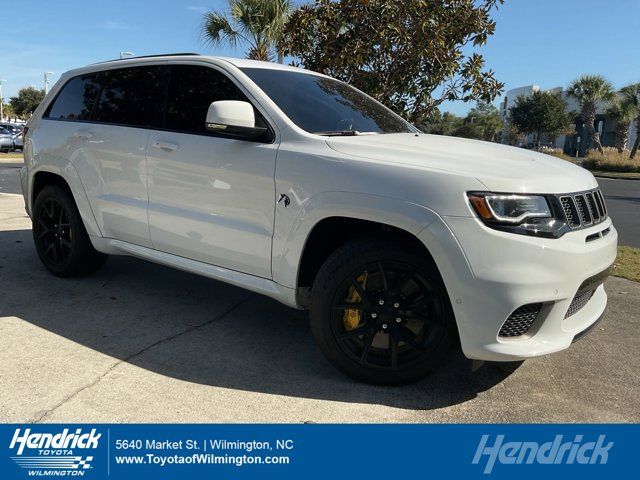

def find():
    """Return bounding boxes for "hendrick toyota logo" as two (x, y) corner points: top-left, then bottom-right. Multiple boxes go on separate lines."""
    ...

(472, 434), (613, 474)
(9, 428), (101, 476)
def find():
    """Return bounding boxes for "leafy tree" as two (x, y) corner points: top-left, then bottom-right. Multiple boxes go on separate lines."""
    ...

(567, 75), (615, 154)
(620, 83), (640, 159)
(606, 90), (637, 153)
(2, 103), (16, 121)
(420, 111), (463, 136)
(457, 102), (503, 141)
(9, 87), (45, 118)
(502, 122), (525, 146)
(280, 0), (505, 124)
(202, 0), (292, 62)
(509, 91), (572, 150)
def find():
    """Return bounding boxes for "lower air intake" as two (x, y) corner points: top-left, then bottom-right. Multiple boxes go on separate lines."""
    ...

(499, 303), (543, 338)
(565, 289), (595, 319)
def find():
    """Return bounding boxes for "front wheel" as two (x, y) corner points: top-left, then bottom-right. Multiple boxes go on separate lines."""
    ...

(310, 238), (457, 385)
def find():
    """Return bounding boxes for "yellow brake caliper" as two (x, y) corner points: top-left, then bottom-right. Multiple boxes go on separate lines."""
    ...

(344, 273), (367, 331)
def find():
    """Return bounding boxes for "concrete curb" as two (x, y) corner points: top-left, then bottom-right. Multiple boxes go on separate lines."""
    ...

(593, 173), (640, 181)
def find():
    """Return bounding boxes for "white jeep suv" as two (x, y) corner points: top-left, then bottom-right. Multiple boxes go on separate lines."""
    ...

(21, 54), (617, 384)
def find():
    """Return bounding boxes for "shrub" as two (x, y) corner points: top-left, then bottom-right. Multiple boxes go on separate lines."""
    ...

(582, 147), (640, 173)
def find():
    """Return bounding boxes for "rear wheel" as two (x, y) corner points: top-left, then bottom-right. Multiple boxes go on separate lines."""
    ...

(32, 185), (107, 276)
(310, 238), (456, 385)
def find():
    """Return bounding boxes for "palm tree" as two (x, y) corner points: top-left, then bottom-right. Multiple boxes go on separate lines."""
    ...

(567, 75), (615, 154)
(621, 83), (640, 159)
(202, 0), (292, 62)
(606, 91), (636, 153)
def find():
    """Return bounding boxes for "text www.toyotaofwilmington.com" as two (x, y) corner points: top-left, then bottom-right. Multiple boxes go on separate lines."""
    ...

(115, 453), (290, 467)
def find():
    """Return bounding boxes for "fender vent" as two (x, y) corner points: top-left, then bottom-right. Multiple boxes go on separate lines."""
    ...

(499, 303), (543, 338)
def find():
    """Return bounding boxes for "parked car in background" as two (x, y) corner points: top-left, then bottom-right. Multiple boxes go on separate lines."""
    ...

(0, 127), (15, 153)
(0, 123), (22, 134)
(20, 55), (618, 384)
(12, 131), (23, 151)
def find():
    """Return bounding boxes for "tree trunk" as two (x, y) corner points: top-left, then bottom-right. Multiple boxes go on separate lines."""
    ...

(583, 107), (604, 154)
(615, 122), (630, 153)
(631, 117), (640, 159)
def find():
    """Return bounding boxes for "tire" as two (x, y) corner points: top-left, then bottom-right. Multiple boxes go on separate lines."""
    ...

(310, 237), (457, 385)
(32, 185), (107, 277)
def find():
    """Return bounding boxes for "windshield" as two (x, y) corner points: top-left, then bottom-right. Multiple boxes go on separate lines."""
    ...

(241, 67), (416, 136)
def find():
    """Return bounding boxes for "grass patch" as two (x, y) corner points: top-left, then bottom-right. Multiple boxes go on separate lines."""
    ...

(590, 170), (640, 180)
(612, 246), (640, 283)
(0, 152), (24, 162)
(549, 147), (640, 178)
(548, 151), (577, 163)
(582, 148), (640, 174)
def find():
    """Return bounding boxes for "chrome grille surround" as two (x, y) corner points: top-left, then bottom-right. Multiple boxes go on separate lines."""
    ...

(558, 189), (607, 230)
(499, 303), (543, 338)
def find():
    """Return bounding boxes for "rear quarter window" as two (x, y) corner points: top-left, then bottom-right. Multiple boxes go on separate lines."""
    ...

(44, 74), (104, 121)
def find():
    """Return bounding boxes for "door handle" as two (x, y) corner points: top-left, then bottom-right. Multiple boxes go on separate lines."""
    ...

(152, 141), (179, 152)
(73, 130), (94, 140)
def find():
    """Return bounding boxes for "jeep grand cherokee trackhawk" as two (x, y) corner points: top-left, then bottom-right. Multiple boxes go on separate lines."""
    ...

(20, 54), (617, 384)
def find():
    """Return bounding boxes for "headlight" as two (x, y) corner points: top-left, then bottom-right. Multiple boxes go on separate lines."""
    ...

(468, 192), (564, 238)
(468, 193), (551, 224)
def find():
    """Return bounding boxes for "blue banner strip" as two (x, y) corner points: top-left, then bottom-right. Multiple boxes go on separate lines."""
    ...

(0, 424), (635, 479)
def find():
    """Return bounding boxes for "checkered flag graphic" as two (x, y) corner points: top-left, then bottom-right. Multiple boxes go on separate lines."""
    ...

(76, 456), (94, 469)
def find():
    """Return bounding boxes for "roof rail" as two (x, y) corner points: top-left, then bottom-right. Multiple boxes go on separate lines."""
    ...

(93, 53), (201, 65)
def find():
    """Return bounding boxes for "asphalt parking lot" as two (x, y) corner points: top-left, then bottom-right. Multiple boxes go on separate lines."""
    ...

(0, 161), (639, 423)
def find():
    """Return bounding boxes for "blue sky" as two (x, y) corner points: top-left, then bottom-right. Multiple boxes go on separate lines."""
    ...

(1, 0), (639, 116)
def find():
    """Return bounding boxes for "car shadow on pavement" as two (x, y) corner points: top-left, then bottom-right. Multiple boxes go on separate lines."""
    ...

(1, 228), (520, 411)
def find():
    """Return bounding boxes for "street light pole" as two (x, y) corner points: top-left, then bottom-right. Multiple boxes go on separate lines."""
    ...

(44, 72), (55, 95)
(0, 79), (5, 122)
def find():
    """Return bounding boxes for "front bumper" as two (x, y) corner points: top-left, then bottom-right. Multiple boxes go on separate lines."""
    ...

(418, 215), (617, 362)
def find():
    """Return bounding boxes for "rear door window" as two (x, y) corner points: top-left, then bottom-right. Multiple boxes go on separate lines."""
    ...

(93, 66), (167, 128)
(44, 74), (104, 121)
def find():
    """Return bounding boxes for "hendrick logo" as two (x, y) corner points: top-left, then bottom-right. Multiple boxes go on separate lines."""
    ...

(472, 434), (613, 474)
(9, 428), (102, 476)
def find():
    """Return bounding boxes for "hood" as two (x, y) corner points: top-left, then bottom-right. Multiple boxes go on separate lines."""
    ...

(326, 133), (597, 194)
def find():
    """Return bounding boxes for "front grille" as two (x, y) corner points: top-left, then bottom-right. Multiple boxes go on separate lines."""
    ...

(574, 195), (592, 225)
(595, 190), (607, 216)
(585, 193), (600, 222)
(558, 189), (607, 230)
(560, 197), (580, 227)
(565, 289), (595, 319)
(499, 303), (543, 338)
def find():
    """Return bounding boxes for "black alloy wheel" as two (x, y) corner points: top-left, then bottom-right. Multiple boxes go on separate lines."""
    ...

(34, 197), (73, 267)
(310, 238), (456, 384)
(32, 185), (107, 276)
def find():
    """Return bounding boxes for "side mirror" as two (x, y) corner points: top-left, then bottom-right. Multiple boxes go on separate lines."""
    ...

(205, 100), (267, 139)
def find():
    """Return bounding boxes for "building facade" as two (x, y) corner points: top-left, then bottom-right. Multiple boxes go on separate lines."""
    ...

(499, 84), (638, 156)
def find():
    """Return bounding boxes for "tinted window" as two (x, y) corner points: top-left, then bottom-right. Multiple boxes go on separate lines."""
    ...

(241, 68), (415, 135)
(45, 74), (103, 121)
(165, 65), (249, 134)
(94, 66), (167, 128)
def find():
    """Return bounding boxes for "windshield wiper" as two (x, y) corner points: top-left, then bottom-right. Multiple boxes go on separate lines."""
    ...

(312, 130), (378, 137)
